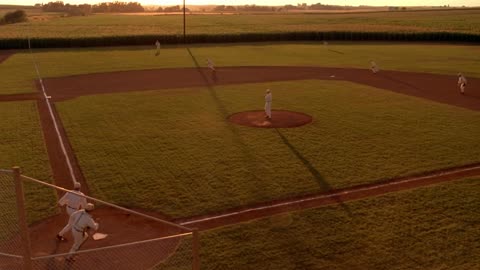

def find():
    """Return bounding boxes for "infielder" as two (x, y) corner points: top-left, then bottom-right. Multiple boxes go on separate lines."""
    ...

(56, 182), (87, 241)
(264, 89), (272, 119)
(66, 203), (99, 262)
(206, 58), (217, 82)
(458, 73), (467, 95)
(370, 61), (379, 74)
(155, 40), (161, 56)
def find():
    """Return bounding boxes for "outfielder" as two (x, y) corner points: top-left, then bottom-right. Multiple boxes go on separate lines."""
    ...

(370, 61), (379, 74)
(265, 89), (272, 119)
(458, 73), (467, 95)
(66, 203), (99, 262)
(56, 182), (87, 241)
(155, 40), (161, 56)
(206, 58), (217, 82)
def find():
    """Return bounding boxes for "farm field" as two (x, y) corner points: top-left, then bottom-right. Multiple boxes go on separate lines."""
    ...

(55, 80), (480, 218)
(0, 9), (480, 38)
(198, 177), (480, 269)
(1, 43), (480, 95)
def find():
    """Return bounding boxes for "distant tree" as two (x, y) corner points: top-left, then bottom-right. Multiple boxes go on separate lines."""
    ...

(1, 10), (28, 24)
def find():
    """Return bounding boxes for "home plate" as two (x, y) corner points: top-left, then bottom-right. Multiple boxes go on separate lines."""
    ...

(93, 233), (108, 240)
(46, 96), (52, 99)
(330, 75), (335, 78)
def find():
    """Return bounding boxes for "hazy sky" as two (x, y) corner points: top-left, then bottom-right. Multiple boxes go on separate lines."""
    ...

(3, 0), (478, 7)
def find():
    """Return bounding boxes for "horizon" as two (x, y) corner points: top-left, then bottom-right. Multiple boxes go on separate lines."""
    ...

(1, 1), (478, 8)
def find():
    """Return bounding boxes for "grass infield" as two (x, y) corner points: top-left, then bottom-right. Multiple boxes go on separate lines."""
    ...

(56, 80), (480, 218)
(198, 177), (480, 269)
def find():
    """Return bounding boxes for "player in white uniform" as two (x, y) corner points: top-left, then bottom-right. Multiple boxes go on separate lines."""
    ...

(370, 61), (379, 74)
(155, 40), (161, 56)
(458, 73), (467, 95)
(56, 182), (87, 241)
(206, 58), (217, 82)
(66, 203), (99, 262)
(264, 89), (272, 119)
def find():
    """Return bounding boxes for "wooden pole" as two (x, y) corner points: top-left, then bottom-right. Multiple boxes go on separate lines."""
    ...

(192, 229), (200, 270)
(13, 167), (33, 270)
(183, 0), (186, 43)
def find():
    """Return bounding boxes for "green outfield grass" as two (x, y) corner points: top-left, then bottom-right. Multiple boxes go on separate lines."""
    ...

(1, 9), (480, 38)
(0, 101), (55, 241)
(56, 80), (480, 218)
(1, 43), (479, 95)
(198, 177), (480, 269)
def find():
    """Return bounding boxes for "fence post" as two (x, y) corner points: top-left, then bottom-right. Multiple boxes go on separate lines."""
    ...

(13, 166), (33, 270)
(192, 228), (200, 270)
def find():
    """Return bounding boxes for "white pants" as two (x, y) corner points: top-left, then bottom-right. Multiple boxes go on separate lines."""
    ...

(69, 229), (88, 255)
(58, 207), (77, 237)
(371, 67), (379, 73)
(265, 102), (272, 118)
(460, 83), (466, 93)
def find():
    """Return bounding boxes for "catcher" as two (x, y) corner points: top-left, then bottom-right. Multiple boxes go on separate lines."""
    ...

(66, 203), (99, 262)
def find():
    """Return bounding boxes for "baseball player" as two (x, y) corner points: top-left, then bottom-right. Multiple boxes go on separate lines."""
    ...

(370, 61), (379, 74)
(56, 182), (87, 241)
(264, 89), (272, 119)
(66, 203), (99, 262)
(458, 73), (467, 95)
(206, 58), (217, 82)
(155, 40), (161, 56)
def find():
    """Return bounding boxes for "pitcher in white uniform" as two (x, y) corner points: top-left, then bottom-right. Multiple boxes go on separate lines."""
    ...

(56, 182), (87, 241)
(66, 203), (99, 261)
(264, 89), (272, 119)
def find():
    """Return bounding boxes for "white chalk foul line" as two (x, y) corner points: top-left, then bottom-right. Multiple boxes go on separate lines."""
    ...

(180, 165), (480, 226)
(28, 38), (77, 185)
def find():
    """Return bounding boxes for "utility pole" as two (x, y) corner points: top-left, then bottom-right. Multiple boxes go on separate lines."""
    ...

(183, 0), (186, 43)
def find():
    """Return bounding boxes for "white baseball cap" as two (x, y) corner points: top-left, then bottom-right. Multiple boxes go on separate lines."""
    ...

(266, 89), (271, 93)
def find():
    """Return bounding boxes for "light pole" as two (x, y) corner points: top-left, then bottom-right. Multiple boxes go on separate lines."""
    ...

(183, 0), (186, 43)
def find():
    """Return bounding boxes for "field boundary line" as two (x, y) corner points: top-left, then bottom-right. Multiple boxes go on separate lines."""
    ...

(179, 163), (480, 228)
(27, 37), (78, 185)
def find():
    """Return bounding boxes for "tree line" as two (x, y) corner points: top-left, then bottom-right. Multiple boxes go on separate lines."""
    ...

(41, 1), (144, 15)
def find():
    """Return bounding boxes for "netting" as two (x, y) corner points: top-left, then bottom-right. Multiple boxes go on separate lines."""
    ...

(0, 170), (22, 257)
(31, 234), (193, 270)
(0, 169), (197, 270)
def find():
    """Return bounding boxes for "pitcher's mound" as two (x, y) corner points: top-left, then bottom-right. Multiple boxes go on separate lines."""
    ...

(228, 110), (312, 128)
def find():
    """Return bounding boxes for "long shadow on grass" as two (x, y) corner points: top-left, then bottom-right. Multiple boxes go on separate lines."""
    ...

(274, 128), (353, 216)
(186, 48), (265, 186)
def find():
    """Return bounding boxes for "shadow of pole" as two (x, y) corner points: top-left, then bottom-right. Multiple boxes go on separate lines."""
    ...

(274, 128), (353, 216)
(185, 48), (263, 182)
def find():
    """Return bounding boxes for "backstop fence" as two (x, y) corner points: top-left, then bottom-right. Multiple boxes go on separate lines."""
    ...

(0, 167), (199, 270)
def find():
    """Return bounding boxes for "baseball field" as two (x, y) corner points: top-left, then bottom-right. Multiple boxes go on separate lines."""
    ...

(0, 42), (479, 269)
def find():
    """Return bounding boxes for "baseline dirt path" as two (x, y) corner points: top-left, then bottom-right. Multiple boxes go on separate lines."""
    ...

(42, 66), (480, 111)
(0, 50), (15, 64)
(178, 163), (480, 230)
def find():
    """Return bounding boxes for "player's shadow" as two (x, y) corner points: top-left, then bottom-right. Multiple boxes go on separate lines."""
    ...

(274, 128), (353, 216)
(328, 48), (345, 55)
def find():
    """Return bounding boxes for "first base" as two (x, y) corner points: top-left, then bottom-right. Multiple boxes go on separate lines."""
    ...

(92, 233), (108, 240)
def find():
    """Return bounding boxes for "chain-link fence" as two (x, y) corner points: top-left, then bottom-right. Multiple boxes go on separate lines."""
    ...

(0, 168), (198, 270)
